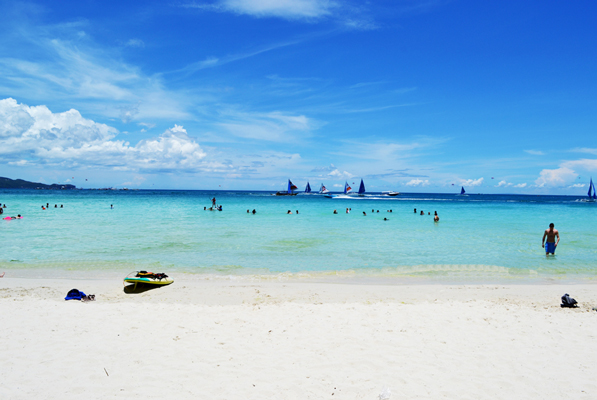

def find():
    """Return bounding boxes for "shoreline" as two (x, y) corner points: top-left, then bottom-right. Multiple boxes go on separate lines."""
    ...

(3, 276), (597, 306)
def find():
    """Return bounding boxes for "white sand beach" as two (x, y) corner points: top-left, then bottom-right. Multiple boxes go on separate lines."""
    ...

(1, 277), (596, 399)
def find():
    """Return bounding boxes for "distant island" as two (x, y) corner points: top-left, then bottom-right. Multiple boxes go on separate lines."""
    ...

(0, 177), (76, 190)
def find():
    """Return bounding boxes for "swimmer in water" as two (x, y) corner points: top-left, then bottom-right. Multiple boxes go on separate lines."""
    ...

(384, 217), (388, 221)
(252, 209), (256, 214)
(111, 204), (113, 209)
(333, 209), (338, 214)
(414, 208), (416, 213)
(287, 210), (292, 214)
(363, 211), (366, 216)
(420, 210), (424, 215)
(296, 210), (299, 214)
(434, 215), (439, 222)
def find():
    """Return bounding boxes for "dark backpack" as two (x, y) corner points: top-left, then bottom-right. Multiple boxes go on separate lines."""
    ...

(561, 293), (578, 308)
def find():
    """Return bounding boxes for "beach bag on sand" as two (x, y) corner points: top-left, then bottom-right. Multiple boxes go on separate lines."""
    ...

(561, 293), (578, 308)
(65, 289), (86, 301)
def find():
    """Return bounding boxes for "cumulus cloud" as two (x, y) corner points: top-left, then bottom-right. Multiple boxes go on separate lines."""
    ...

(460, 177), (484, 187)
(496, 180), (510, 187)
(569, 183), (585, 188)
(327, 168), (353, 179)
(513, 183), (527, 188)
(0, 98), (207, 172)
(405, 179), (430, 187)
(534, 167), (578, 188)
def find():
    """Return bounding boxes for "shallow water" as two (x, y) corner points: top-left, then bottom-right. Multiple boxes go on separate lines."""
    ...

(1, 189), (596, 283)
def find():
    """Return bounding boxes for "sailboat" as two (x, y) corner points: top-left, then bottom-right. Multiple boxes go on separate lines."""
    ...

(357, 179), (366, 196)
(319, 183), (330, 194)
(583, 178), (597, 202)
(457, 186), (467, 196)
(344, 181), (352, 195)
(275, 179), (298, 196)
(304, 182), (312, 194)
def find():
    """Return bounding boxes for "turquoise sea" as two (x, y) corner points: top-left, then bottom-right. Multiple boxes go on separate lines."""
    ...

(1, 189), (596, 283)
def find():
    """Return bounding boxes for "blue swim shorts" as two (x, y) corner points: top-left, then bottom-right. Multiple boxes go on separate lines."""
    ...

(545, 242), (556, 254)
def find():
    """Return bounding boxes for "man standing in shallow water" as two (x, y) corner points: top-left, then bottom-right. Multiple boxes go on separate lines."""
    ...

(542, 223), (560, 256)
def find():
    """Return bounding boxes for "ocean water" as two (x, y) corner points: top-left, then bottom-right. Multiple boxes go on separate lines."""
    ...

(1, 189), (596, 283)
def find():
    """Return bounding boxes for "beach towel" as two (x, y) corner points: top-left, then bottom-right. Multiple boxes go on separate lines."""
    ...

(65, 289), (87, 301)
(561, 293), (578, 308)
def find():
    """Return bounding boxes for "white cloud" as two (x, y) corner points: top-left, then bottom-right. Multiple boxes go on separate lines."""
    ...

(535, 167), (578, 187)
(496, 180), (510, 187)
(571, 147), (597, 155)
(405, 179), (430, 187)
(217, 110), (315, 142)
(125, 39), (145, 48)
(460, 177), (484, 187)
(0, 98), (208, 172)
(524, 149), (544, 156)
(569, 183), (585, 188)
(561, 159), (597, 172)
(327, 168), (353, 179)
(185, 0), (338, 20)
(0, 36), (191, 122)
(513, 183), (527, 188)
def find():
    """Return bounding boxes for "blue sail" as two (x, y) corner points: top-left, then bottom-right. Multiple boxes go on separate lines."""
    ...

(305, 182), (311, 193)
(358, 179), (365, 194)
(287, 179), (298, 193)
(461, 186), (466, 195)
(589, 178), (594, 198)
(593, 182), (596, 200)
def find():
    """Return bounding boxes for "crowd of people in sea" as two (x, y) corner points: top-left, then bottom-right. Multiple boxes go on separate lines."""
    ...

(2, 195), (565, 259)
(40, 203), (63, 210)
(200, 197), (442, 223)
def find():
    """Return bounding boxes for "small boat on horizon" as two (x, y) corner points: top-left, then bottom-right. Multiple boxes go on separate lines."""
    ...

(305, 182), (311, 193)
(320, 183), (333, 198)
(382, 191), (400, 196)
(357, 179), (366, 197)
(275, 179), (298, 196)
(581, 177), (596, 202)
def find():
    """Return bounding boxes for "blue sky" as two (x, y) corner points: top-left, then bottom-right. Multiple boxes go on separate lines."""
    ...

(0, 0), (595, 193)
